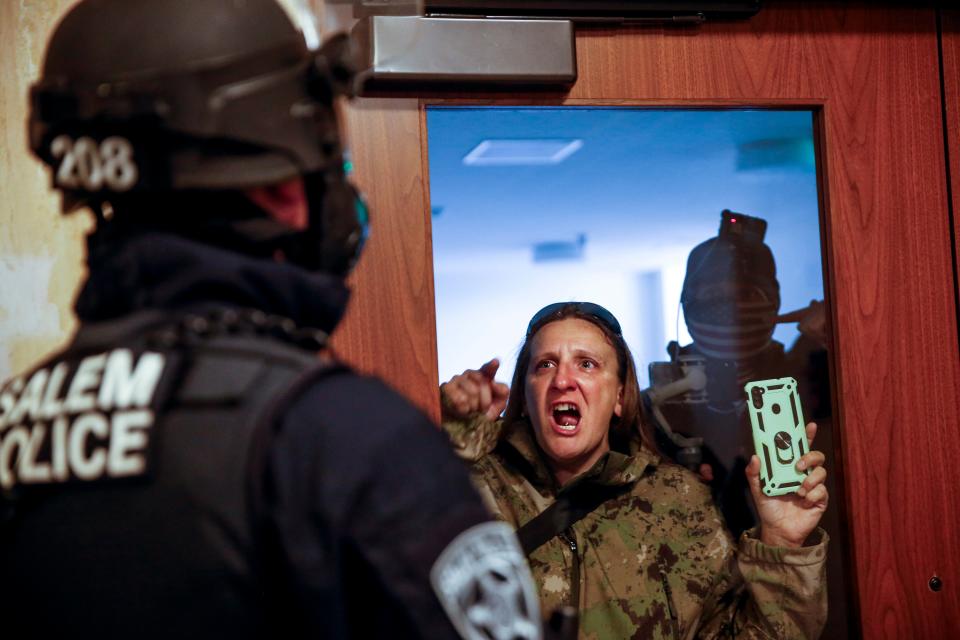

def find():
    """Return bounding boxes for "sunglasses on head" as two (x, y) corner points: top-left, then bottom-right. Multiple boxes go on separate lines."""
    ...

(526, 302), (623, 338)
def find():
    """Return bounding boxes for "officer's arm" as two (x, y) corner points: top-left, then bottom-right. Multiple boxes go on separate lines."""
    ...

(272, 373), (540, 639)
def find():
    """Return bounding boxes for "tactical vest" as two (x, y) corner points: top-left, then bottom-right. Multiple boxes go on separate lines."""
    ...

(0, 308), (336, 639)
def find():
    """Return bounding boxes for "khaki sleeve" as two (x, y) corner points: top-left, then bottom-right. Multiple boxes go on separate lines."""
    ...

(439, 391), (505, 462)
(735, 528), (829, 639)
(695, 528), (829, 640)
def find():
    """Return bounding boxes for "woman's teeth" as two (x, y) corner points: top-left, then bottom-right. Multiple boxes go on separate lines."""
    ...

(553, 403), (580, 428)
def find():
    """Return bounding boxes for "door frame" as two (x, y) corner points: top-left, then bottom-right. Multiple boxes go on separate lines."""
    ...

(334, 6), (960, 636)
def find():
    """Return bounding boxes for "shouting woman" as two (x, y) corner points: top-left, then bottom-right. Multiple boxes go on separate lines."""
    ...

(441, 302), (829, 640)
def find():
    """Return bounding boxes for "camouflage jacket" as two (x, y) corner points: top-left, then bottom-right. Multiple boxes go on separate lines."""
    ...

(444, 414), (828, 640)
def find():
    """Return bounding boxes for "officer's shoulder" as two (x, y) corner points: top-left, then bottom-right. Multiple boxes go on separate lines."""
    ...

(287, 368), (434, 433)
(276, 370), (463, 469)
(184, 336), (427, 425)
(300, 369), (410, 404)
(192, 334), (321, 372)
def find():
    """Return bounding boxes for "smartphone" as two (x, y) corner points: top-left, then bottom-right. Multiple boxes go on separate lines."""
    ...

(744, 377), (808, 496)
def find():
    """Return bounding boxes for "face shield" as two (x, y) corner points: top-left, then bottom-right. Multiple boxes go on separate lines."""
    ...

(683, 281), (779, 361)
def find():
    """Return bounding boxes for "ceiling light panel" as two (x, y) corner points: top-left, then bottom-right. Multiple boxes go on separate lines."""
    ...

(462, 139), (583, 166)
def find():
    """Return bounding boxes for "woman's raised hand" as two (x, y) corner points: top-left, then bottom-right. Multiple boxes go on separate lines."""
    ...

(441, 359), (510, 422)
(747, 422), (829, 548)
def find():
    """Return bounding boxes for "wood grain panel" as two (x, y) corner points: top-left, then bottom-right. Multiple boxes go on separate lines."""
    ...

(338, 4), (960, 636)
(937, 9), (960, 631)
(584, 10), (960, 637)
(581, 9), (960, 637)
(942, 9), (960, 382)
(332, 98), (441, 421)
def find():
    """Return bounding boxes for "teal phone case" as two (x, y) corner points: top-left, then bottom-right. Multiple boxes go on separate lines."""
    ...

(744, 377), (808, 497)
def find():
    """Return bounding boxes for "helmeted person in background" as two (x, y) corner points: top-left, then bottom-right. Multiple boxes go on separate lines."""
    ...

(0, 1), (542, 638)
(647, 211), (830, 537)
(441, 302), (829, 639)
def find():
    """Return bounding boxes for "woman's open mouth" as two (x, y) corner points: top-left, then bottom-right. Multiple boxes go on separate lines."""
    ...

(551, 402), (581, 435)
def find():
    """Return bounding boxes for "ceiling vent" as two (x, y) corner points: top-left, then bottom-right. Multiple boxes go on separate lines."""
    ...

(533, 233), (586, 262)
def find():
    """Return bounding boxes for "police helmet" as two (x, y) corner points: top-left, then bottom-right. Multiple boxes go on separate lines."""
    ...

(29, 0), (367, 276)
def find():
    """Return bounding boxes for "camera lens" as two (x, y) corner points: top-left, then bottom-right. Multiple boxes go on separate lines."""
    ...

(751, 387), (764, 409)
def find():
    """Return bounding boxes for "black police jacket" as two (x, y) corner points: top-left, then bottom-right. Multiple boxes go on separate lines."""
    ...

(0, 232), (500, 639)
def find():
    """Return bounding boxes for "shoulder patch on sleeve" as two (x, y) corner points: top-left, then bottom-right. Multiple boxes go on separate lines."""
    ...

(430, 521), (542, 640)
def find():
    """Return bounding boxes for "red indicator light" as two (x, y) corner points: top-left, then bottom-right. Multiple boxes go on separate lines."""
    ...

(730, 218), (737, 223)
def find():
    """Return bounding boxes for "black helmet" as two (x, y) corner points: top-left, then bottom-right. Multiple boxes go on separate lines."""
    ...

(29, 0), (367, 275)
(680, 210), (780, 313)
(679, 211), (781, 360)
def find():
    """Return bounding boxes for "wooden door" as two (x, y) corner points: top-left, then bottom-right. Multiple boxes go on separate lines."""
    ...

(333, 4), (960, 636)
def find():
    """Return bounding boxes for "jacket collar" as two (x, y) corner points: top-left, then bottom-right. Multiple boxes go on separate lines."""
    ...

(74, 231), (350, 335)
(499, 418), (659, 495)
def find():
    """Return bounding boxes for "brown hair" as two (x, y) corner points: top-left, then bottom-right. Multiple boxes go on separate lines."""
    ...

(502, 303), (655, 453)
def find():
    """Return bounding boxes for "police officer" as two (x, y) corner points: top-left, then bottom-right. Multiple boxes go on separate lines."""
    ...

(0, 1), (541, 638)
